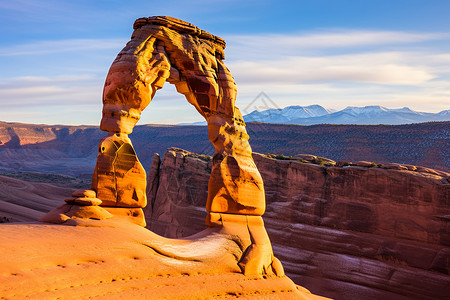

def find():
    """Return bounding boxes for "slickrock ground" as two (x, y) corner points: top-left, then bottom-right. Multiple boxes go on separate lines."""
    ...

(0, 175), (74, 222)
(0, 218), (326, 299)
(145, 148), (450, 300)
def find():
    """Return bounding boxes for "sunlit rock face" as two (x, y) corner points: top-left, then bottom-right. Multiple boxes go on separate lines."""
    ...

(92, 133), (147, 208)
(146, 147), (450, 300)
(88, 16), (282, 276)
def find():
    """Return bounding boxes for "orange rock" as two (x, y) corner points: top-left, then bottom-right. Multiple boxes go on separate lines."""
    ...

(71, 197), (102, 206)
(356, 160), (375, 167)
(102, 207), (146, 227)
(91, 133), (147, 208)
(39, 204), (113, 223)
(380, 162), (409, 170)
(98, 17), (264, 214)
(145, 147), (450, 299)
(0, 221), (325, 299)
(72, 188), (97, 198)
(93, 16), (272, 274)
(205, 110), (265, 215)
(206, 212), (284, 276)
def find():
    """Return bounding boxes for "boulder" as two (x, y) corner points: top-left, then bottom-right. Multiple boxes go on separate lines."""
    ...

(66, 197), (102, 206)
(72, 188), (97, 198)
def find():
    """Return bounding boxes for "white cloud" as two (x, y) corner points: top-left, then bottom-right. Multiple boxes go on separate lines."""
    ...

(0, 38), (126, 56)
(224, 30), (450, 54)
(0, 75), (202, 125)
(0, 75), (103, 107)
(229, 52), (436, 85)
(223, 30), (450, 87)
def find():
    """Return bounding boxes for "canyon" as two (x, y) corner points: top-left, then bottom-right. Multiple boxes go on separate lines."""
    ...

(1, 120), (448, 298)
(145, 148), (450, 300)
(0, 121), (448, 177)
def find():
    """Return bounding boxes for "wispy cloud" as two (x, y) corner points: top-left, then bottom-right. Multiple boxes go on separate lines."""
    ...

(220, 30), (450, 88)
(225, 30), (450, 51)
(0, 38), (125, 56)
(0, 75), (199, 125)
(0, 75), (103, 107)
(229, 52), (436, 85)
(219, 30), (450, 113)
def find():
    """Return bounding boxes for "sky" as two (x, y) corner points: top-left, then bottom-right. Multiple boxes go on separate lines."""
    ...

(0, 0), (449, 125)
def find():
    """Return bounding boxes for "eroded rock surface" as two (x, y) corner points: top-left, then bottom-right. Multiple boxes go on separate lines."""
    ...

(92, 133), (147, 208)
(86, 15), (277, 275)
(1, 220), (325, 299)
(145, 147), (450, 300)
(97, 16), (265, 216)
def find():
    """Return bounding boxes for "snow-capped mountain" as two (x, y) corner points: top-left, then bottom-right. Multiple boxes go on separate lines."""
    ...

(242, 105), (450, 125)
(244, 105), (333, 123)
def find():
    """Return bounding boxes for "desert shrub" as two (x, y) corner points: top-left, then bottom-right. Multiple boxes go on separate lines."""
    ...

(0, 216), (12, 223)
(197, 154), (212, 161)
(186, 152), (212, 162)
(266, 153), (292, 160)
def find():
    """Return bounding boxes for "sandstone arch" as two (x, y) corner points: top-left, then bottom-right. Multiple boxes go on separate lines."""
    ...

(96, 16), (265, 216)
(88, 16), (280, 275)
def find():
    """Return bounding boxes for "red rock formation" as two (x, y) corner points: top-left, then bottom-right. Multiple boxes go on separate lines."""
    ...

(92, 15), (276, 275)
(145, 147), (450, 300)
(92, 133), (147, 208)
(38, 16), (286, 286)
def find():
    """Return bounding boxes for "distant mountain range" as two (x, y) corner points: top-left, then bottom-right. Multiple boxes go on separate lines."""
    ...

(243, 105), (450, 125)
(0, 121), (448, 175)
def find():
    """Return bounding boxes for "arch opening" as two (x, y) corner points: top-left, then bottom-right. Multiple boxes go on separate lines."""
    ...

(96, 16), (265, 216)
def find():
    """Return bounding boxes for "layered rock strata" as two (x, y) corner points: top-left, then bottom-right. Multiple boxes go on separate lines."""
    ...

(145, 147), (450, 300)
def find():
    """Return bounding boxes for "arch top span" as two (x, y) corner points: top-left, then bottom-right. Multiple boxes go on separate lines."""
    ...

(133, 16), (226, 57)
(100, 15), (234, 134)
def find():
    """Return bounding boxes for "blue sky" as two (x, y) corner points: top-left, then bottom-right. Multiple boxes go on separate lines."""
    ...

(0, 0), (449, 125)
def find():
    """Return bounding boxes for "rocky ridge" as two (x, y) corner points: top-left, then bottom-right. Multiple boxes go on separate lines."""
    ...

(145, 147), (450, 300)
